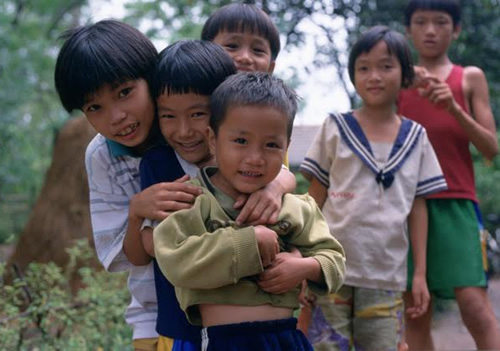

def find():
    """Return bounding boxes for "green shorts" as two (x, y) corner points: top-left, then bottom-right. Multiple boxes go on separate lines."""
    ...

(407, 199), (487, 299)
(307, 285), (404, 350)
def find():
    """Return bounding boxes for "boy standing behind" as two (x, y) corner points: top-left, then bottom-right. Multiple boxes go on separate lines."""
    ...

(201, 1), (294, 213)
(398, 0), (500, 349)
(154, 72), (346, 351)
(201, 1), (279, 74)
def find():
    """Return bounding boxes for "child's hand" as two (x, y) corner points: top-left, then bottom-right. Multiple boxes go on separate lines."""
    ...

(131, 175), (203, 221)
(254, 225), (279, 267)
(257, 252), (307, 294)
(406, 274), (430, 319)
(234, 182), (282, 226)
(298, 280), (316, 308)
(412, 65), (430, 89)
(418, 75), (459, 113)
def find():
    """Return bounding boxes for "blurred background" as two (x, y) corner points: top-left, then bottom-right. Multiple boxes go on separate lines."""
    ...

(1, 0), (500, 349)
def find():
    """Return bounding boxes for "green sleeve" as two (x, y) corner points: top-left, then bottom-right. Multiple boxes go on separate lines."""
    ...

(282, 194), (346, 295)
(153, 192), (263, 289)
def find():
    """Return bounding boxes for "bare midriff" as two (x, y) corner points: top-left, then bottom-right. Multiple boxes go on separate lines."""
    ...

(199, 304), (293, 327)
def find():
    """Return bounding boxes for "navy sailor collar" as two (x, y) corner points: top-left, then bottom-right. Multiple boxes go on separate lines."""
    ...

(331, 111), (423, 189)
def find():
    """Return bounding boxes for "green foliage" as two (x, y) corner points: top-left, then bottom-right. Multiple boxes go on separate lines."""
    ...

(0, 240), (132, 350)
(293, 169), (310, 195)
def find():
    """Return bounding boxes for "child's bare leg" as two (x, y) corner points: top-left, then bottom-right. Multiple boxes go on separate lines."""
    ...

(403, 291), (434, 350)
(455, 286), (500, 349)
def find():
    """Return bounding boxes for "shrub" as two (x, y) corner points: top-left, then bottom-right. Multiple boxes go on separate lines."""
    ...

(0, 240), (133, 350)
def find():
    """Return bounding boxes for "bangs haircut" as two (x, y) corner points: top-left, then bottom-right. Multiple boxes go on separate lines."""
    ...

(55, 20), (157, 113)
(153, 40), (237, 98)
(201, 3), (281, 60)
(348, 25), (415, 89)
(210, 72), (298, 139)
(405, 0), (461, 27)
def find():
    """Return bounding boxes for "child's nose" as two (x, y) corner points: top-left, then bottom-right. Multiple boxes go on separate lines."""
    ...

(368, 69), (381, 81)
(245, 149), (265, 165)
(236, 48), (253, 63)
(178, 119), (193, 137)
(425, 23), (437, 35)
(110, 107), (127, 125)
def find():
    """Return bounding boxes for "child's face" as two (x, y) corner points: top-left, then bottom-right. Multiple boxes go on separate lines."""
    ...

(354, 40), (402, 108)
(407, 10), (460, 59)
(157, 92), (213, 167)
(208, 105), (288, 199)
(83, 79), (155, 148)
(212, 30), (275, 73)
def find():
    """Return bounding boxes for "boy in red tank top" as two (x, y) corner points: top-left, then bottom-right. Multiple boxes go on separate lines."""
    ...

(398, 0), (500, 349)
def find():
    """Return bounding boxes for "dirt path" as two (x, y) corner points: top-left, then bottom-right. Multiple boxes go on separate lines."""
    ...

(432, 276), (500, 350)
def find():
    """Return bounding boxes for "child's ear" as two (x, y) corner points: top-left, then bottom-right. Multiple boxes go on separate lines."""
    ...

(268, 61), (276, 74)
(452, 25), (461, 40)
(207, 126), (216, 155)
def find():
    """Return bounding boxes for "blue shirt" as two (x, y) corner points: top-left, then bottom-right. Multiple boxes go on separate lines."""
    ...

(140, 144), (202, 343)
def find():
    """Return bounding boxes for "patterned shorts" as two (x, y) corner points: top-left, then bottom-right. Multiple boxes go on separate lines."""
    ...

(306, 285), (404, 351)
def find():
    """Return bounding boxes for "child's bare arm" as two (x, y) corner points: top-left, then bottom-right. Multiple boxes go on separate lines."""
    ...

(407, 196), (430, 319)
(234, 167), (296, 225)
(140, 227), (155, 257)
(307, 177), (328, 208)
(123, 176), (203, 265)
(463, 66), (498, 160)
(420, 68), (498, 160)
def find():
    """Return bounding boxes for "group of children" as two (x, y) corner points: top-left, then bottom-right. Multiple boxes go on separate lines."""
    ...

(54, 0), (500, 350)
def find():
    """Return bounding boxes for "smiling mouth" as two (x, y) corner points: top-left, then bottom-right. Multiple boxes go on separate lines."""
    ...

(178, 140), (203, 149)
(117, 122), (139, 136)
(237, 66), (253, 72)
(239, 171), (262, 178)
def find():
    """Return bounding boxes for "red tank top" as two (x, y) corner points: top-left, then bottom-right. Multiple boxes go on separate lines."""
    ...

(397, 65), (476, 201)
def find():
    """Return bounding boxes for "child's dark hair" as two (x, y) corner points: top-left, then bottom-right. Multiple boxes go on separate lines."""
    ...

(348, 25), (414, 89)
(210, 72), (298, 139)
(152, 40), (237, 98)
(405, 0), (461, 27)
(201, 2), (281, 60)
(54, 20), (157, 113)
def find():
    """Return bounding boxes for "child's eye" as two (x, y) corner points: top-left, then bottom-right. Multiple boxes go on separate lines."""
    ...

(192, 111), (208, 118)
(253, 47), (267, 55)
(266, 142), (281, 149)
(160, 114), (175, 119)
(357, 66), (368, 72)
(86, 104), (100, 113)
(119, 87), (133, 98)
(234, 138), (247, 145)
(224, 43), (238, 50)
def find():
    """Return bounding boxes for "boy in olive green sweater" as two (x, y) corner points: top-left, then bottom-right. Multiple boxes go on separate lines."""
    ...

(154, 72), (345, 351)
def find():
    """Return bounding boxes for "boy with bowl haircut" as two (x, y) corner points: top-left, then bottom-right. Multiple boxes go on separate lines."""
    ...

(54, 20), (163, 350)
(201, 1), (279, 74)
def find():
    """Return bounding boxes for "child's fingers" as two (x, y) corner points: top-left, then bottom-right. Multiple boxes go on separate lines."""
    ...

(235, 196), (255, 225)
(233, 194), (248, 211)
(174, 174), (190, 183)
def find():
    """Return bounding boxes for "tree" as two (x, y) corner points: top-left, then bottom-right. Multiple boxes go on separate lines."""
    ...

(5, 116), (97, 289)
